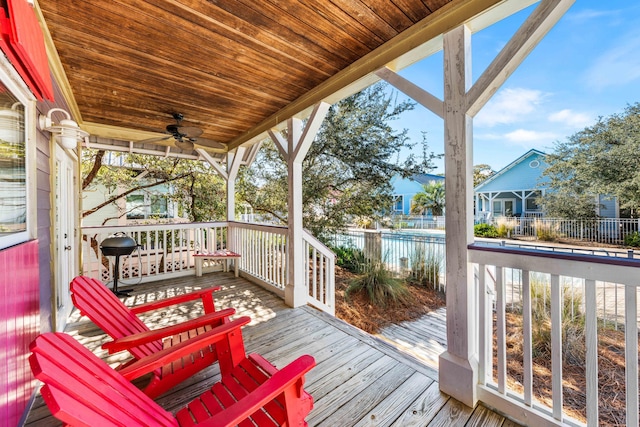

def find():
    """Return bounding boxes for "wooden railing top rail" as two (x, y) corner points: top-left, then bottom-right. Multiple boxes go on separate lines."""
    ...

(302, 230), (335, 260)
(82, 221), (230, 233)
(229, 221), (288, 234)
(469, 243), (640, 286)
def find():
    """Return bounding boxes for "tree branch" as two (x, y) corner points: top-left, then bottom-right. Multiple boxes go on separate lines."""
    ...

(245, 201), (286, 224)
(83, 149), (105, 190)
(83, 172), (192, 218)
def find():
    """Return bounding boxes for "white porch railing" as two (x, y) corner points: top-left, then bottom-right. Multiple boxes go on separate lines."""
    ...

(303, 230), (335, 315)
(229, 222), (288, 295)
(81, 221), (335, 315)
(81, 222), (229, 284)
(470, 244), (639, 427)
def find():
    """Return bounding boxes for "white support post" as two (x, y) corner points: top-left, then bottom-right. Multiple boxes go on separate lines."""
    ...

(226, 148), (246, 259)
(353, 0), (574, 412)
(287, 117), (305, 308)
(268, 103), (330, 308)
(226, 147), (246, 222)
(197, 146), (247, 254)
(437, 24), (478, 408)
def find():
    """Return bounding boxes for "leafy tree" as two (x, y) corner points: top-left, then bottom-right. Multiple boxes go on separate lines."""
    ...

(473, 164), (495, 187)
(410, 181), (445, 216)
(81, 149), (226, 223)
(237, 83), (441, 239)
(540, 103), (640, 219)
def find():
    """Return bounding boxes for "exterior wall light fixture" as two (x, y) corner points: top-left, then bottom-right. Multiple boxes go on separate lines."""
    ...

(38, 108), (89, 149)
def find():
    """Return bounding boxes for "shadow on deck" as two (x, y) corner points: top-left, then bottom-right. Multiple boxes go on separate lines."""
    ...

(24, 273), (519, 427)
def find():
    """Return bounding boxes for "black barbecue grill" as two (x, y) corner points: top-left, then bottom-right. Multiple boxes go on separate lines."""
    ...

(100, 235), (137, 297)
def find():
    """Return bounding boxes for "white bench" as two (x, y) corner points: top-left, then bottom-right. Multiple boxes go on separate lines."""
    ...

(193, 250), (241, 277)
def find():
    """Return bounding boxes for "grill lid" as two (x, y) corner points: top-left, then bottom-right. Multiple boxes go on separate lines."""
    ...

(100, 236), (137, 256)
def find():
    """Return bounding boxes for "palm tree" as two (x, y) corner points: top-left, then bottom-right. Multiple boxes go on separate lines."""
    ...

(411, 182), (445, 216)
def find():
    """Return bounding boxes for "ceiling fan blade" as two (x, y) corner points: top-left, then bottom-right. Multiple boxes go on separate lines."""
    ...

(193, 137), (225, 150)
(174, 138), (195, 151)
(176, 126), (203, 138)
(135, 135), (173, 144)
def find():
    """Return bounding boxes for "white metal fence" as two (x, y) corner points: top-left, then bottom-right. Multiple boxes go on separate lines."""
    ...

(470, 245), (639, 427)
(330, 229), (446, 291)
(483, 217), (640, 246)
(389, 215), (445, 230)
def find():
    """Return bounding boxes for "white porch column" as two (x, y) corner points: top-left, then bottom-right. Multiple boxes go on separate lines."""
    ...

(196, 147), (246, 253)
(376, 0), (574, 412)
(439, 24), (478, 408)
(225, 148), (246, 222)
(269, 103), (330, 307)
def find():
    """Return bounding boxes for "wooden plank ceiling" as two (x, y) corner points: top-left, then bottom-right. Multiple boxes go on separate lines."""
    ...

(37, 0), (494, 154)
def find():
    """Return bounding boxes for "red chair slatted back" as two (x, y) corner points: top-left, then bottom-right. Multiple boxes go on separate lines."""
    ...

(29, 333), (177, 427)
(70, 276), (163, 359)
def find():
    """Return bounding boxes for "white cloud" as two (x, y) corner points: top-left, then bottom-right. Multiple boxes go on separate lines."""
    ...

(584, 33), (640, 90)
(566, 8), (622, 23)
(504, 129), (558, 148)
(548, 109), (593, 128)
(475, 88), (546, 127)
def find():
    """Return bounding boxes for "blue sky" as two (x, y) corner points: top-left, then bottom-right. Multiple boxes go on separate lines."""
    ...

(393, 0), (640, 174)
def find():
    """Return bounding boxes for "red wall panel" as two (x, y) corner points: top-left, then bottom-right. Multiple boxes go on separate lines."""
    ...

(0, 240), (40, 426)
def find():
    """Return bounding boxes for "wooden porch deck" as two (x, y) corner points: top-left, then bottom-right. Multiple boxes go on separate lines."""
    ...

(24, 273), (519, 427)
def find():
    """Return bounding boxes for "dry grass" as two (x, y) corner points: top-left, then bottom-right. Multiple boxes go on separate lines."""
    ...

(334, 266), (445, 334)
(497, 312), (634, 426)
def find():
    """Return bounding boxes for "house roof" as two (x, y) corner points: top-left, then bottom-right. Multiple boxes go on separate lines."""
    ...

(474, 148), (546, 191)
(35, 0), (533, 157)
(412, 173), (445, 185)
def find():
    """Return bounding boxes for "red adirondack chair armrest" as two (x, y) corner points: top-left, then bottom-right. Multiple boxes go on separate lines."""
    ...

(130, 286), (221, 315)
(194, 354), (316, 427)
(118, 316), (252, 381)
(102, 307), (235, 354)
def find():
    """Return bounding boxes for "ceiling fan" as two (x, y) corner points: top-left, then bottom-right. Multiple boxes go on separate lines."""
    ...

(137, 113), (224, 151)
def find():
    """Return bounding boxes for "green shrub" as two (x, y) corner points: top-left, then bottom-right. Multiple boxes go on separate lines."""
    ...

(624, 231), (640, 247)
(346, 259), (408, 307)
(474, 223), (498, 238)
(332, 245), (366, 274)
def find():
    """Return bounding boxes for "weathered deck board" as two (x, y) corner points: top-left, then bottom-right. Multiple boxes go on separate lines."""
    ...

(24, 273), (519, 427)
(377, 307), (448, 370)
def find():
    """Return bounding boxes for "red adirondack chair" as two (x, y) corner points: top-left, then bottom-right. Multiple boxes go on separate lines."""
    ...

(70, 275), (235, 398)
(30, 320), (316, 427)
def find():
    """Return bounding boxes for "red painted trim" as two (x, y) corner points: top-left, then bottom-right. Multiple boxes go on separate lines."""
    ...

(0, 9), (40, 97)
(0, 240), (40, 426)
(0, 1), (54, 101)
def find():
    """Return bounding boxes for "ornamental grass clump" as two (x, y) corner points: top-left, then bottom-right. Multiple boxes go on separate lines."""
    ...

(346, 257), (409, 307)
(534, 219), (559, 242)
(408, 243), (443, 290)
(496, 217), (518, 238)
(529, 277), (586, 365)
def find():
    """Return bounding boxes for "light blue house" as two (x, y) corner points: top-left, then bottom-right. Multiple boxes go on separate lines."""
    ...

(390, 173), (445, 215)
(474, 149), (618, 220)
